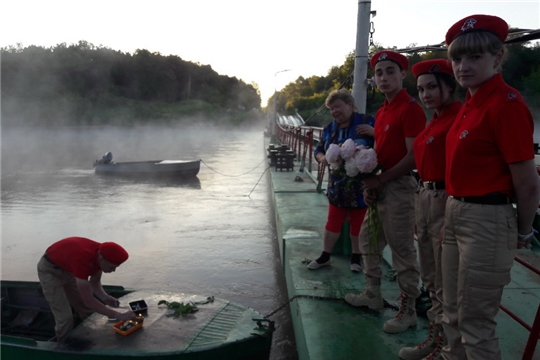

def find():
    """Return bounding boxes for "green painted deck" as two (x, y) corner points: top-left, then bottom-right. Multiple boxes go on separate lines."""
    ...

(266, 138), (540, 360)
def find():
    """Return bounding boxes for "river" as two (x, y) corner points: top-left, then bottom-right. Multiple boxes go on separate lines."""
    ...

(0, 124), (298, 360)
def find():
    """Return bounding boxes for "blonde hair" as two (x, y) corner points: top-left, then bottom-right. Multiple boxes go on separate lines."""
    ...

(448, 31), (507, 71)
(325, 89), (359, 112)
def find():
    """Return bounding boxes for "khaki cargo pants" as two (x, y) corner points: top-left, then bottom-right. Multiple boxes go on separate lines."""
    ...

(415, 188), (447, 327)
(441, 197), (517, 360)
(37, 256), (93, 342)
(359, 175), (421, 299)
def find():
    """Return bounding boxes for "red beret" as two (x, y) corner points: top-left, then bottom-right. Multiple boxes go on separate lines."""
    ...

(412, 59), (454, 78)
(370, 50), (409, 71)
(99, 242), (129, 265)
(445, 14), (508, 45)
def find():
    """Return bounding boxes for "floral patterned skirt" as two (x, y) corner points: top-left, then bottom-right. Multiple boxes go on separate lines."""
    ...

(327, 176), (366, 209)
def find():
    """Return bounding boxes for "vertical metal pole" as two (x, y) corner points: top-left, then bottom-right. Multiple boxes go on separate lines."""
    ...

(352, 0), (372, 113)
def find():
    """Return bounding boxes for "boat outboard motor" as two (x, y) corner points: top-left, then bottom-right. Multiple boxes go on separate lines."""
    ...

(102, 152), (113, 164)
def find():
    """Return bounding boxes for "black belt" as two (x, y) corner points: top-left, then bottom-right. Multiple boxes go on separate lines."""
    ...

(421, 181), (445, 190)
(43, 253), (61, 269)
(380, 168), (413, 176)
(452, 193), (512, 205)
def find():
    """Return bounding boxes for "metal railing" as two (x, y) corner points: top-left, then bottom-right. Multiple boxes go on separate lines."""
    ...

(501, 255), (540, 360)
(274, 123), (322, 175)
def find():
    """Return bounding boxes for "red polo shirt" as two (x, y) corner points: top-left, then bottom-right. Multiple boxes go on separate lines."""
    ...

(414, 101), (462, 181)
(374, 89), (426, 170)
(46, 237), (101, 280)
(445, 73), (534, 197)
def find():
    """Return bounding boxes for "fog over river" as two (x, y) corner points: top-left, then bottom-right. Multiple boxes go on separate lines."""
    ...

(1, 124), (298, 360)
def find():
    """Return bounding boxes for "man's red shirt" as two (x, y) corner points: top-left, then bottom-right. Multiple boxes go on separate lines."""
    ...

(374, 89), (426, 170)
(46, 237), (101, 280)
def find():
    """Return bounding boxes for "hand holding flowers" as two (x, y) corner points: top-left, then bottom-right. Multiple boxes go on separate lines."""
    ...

(324, 138), (383, 258)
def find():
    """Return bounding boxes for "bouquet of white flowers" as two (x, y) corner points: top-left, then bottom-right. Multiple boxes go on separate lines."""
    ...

(325, 138), (378, 179)
(326, 138), (382, 257)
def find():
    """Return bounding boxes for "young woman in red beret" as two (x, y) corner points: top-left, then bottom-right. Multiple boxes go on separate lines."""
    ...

(345, 50), (426, 334)
(398, 59), (461, 360)
(442, 14), (539, 360)
(37, 237), (137, 342)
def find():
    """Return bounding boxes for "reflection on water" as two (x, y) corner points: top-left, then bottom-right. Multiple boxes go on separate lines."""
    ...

(1, 125), (297, 360)
(93, 173), (203, 189)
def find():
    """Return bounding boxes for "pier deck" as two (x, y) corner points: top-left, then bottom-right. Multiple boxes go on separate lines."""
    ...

(266, 139), (540, 360)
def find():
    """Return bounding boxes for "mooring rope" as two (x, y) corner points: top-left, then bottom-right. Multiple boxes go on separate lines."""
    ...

(200, 158), (268, 177)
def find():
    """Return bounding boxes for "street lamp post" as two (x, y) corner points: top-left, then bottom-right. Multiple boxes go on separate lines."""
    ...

(273, 69), (291, 132)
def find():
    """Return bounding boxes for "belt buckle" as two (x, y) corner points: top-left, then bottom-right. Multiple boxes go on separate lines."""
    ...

(424, 181), (435, 190)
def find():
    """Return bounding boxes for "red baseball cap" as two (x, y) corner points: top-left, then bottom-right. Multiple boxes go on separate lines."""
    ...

(412, 59), (454, 78)
(99, 242), (129, 265)
(445, 14), (508, 45)
(370, 50), (409, 71)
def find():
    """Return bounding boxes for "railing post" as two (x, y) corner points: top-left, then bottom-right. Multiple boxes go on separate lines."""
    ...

(522, 303), (540, 360)
(308, 130), (314, 173)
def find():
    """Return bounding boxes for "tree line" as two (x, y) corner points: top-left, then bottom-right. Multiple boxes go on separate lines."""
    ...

(1, 41), (262, 127)
(3, 39), (538, 128)
(273, 41), (540, 127)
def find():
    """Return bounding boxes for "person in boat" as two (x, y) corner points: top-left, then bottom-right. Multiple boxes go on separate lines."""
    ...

(344, 50), (426, 334)
(441, 14), (539, 360)
(308, 89), (375, 272)
(37, 236), (137, 342)
(398, 59), (461, 360)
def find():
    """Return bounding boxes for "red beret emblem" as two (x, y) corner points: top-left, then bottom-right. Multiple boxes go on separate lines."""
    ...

(370, 50), (409, 71)
(429, 64), (441, 73)
(447, 14), (508, 45)
(507, 92), (517, 99)
(461, 18), (477, 32)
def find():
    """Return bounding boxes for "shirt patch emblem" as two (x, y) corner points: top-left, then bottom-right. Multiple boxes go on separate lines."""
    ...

(459, 130), (469, 139)
(384, 124), (390, 132)
(461, 18), (477, 32)
(378, 53), (388, 61)
(426, 136), (434, 144)
(507, 92), (517, 100)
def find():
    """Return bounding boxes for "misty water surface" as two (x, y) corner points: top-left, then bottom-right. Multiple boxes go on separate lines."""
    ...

(1, 124), (297, 360)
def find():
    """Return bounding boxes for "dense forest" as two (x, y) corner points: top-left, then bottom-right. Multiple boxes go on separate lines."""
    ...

(2, 39), (539, 128)
(273, 41), (540, 127)
(1, 41), (263, 127)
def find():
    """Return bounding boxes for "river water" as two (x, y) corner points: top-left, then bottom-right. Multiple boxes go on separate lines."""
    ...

(0, 124), (298, 360)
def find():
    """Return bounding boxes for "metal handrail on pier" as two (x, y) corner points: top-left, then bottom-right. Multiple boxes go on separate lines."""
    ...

(502, 256), (540, 360)
(274, 124), (322, 175)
